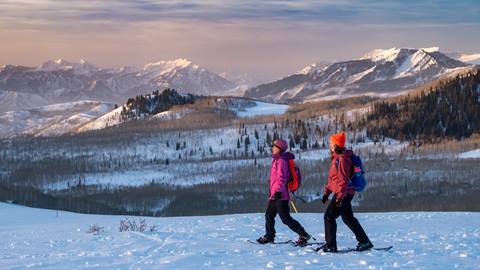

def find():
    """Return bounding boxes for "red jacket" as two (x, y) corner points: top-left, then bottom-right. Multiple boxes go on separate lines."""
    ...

(324, 150), (355, 201)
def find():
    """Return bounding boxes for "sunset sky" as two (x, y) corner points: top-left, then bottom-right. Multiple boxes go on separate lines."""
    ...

(1, 0), (479, 83)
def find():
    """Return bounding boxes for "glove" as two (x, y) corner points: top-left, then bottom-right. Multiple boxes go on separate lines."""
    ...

(322, 194), (329, 204)
(272, 191), (282, 200)
(335, 199), (342, 208)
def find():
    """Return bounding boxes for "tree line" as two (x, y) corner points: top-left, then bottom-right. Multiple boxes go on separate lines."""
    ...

(364, 70), (480, 143)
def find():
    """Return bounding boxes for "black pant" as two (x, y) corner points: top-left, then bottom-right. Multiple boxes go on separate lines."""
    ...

(265, 199), (307, 239)
(324, 194), (370, 248)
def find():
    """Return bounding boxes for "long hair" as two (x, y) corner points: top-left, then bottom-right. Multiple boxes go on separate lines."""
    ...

(330, 144), (345, 160)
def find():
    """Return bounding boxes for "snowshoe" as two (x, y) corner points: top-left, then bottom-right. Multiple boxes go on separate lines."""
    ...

(294, 234), (311, 247)
(321, 244), (338, 253)
(356, 241), (374, 251)
(256, 236), (274, 244)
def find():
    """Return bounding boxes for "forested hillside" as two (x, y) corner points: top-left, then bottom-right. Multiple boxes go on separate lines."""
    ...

(365, 69), (480, 142)
(119, 89), (198, 120)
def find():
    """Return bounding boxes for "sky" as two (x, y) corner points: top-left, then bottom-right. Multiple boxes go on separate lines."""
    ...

(0, 0), (479, 84)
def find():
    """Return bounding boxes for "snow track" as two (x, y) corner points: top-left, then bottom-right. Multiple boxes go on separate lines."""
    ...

(1, 203), (479, 269)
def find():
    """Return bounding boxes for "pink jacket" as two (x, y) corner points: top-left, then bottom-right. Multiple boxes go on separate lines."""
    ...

(324, 150), (355, 201)
(269, 152), (295, 200)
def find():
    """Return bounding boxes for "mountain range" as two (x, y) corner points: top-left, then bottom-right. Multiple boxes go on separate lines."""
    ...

(0, 58), (235, 113)
(245, 47), (474, 102)
(0, 47), (478, 139)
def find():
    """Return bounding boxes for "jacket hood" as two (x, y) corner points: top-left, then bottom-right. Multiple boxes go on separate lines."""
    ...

(272, 151), (295, 160)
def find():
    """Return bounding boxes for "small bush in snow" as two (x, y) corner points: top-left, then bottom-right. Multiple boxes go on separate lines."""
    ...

(87, 224), (104, 234)
(119, 217), (154, 232)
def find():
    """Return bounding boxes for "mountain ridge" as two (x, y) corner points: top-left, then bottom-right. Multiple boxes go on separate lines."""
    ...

(0, 58), (236, 113)
(244, 47), (472, 103)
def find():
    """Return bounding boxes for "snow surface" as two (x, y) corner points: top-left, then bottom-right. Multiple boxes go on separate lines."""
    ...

(1, 203), (479, 270)
(78, 98), (288, 133)
(237, 101), (289, 118)
(361, 48), (402, 62)
(458, 149), (480, 159)
(76, 105), (124, 132)
(152, 108), (193, 121)
(42, 168), (219, 192)
(0, 101), (114, 138)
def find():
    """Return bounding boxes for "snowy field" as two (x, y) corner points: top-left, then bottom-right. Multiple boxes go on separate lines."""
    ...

(1, 203), (479, 270)
(237, 101), (289, 117)
(458, 149), (480, 159)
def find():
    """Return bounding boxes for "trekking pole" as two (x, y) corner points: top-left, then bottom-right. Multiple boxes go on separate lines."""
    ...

(290, 192), (317, 241)
(290, 200), (299, 213)
(291, 191), (308, 204)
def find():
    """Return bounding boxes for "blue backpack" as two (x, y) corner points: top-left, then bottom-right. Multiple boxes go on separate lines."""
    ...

(350, 154), (367, 192)
(335, 154), (367, 192)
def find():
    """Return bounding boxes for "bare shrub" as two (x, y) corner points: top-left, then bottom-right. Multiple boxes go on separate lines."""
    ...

(87, 224), (104, 234)
(119, 217), (153, 232)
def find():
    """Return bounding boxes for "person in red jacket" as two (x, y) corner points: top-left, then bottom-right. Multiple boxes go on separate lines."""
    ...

(257, 139), (311, 246)
(322, 132), (373, 252)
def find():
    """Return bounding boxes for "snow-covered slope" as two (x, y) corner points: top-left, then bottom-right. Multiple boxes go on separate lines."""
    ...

(245, 47), (470, 102)
(236, 100), (289, 117)
(1, 203), (478, 269)
(0, 58), (236, 113)
(296, 62), (330, 75)
(75, 105), (124, 132)
(0, 101), (114, 138)
(447, 52), (480, 65)
(76, 105), (196, 133)
(77, 97), (290, 133)
(458, 148), (480, 159)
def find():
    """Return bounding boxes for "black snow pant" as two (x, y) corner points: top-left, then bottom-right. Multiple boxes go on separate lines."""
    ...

(324, 193), (370, 248)
(265, 199), (308, 239)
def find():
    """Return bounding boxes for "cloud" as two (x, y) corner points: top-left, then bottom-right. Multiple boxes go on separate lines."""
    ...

(0, 0), (478, 31)
(0, 0), (479, 83)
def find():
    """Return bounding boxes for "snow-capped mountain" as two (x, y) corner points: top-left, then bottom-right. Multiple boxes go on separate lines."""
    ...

(37, 58), (98, 75)
(245, 47), (470, 102)
(139, 58), (235, 95)
(219, 72), (256, 87)
(296, 61), (330, 75)
(0, 58), (236, 113)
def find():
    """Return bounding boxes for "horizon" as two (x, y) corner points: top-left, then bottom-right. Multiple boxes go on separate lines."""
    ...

(1, 0), (479, 83)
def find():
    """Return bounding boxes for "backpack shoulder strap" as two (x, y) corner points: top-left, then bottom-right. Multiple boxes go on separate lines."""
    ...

(288, 160), (296, 178)
(335, 156), (354, 179)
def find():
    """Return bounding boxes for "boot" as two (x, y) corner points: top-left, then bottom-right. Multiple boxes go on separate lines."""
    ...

(322, 245), (338, 253)
(356, 241), (373, 251)
(256, 236), (274, 244)
(295, 234), (311, 247)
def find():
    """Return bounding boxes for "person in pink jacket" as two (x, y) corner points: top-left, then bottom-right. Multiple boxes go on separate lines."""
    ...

(257, 139), (311, 246)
